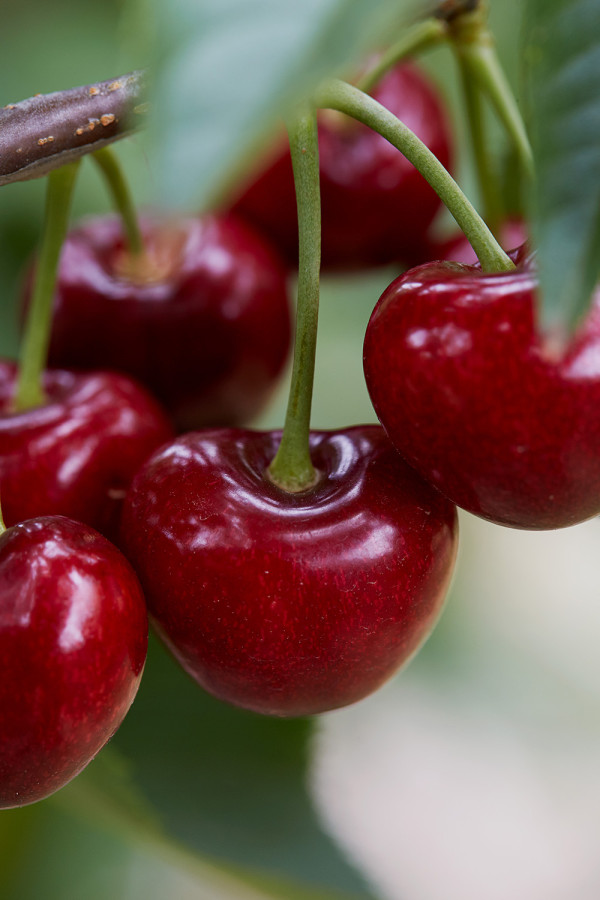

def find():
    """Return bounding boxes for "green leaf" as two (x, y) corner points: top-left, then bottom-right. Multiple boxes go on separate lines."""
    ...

(110, 635), (374, 896)
(52, 749), (360, 900)
(523, 0), (600, 329)
(148, 0), (415, 208)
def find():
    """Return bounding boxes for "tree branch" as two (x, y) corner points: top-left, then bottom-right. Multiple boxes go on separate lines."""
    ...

(0, 71), (147, 186)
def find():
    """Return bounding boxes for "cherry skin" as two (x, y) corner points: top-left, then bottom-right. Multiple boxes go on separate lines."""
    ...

(24, 214), (291, 432)
(229, 62), (453, 270)
(120, 426), (458, 717)
(363, 246), (600, 529)
(0, 515), (147, 808)
(0, 361), (173, 541)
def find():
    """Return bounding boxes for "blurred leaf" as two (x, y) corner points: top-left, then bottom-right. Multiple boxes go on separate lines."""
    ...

(523, 0), (600, 329)
(53, 748), (360, 900)
(147, 0), (415, 208)
(110, 635), (375, 896)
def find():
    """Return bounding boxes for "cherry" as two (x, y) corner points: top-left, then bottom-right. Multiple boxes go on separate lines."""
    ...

(24, 214), (291, 432)
(119, 425), (458, 717)
(229, 62), (453, 270)
(363, 246), (600, 529)
(0, 361), (173, 540)
(0, 515), (147, 808)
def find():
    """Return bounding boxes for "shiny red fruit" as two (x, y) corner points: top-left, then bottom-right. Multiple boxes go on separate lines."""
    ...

(363, 247), (600, 529)
(0, 361), (173, 540)
(229, 63), (453, 270)
(0, 516), (147, 808)
(120, 426), (458, 717)
(26, 214), (291, 432)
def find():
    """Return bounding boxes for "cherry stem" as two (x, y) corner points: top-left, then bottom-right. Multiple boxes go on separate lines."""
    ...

(92, 146), (144, 256)
(315, 79), (514, 273)
(0, 499), (5, 536)
(448, 7), (534, 181)
(268, 107), (320, 493)
(356, 18), (447, 95)
(456, 53), (502, 232)
(15, 162), (80, 412)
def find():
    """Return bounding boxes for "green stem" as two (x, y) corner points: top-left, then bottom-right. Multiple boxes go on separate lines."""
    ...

(92, 146), (143, 255)
(15, 162), (80, 412)
(315, 79), (514, 273)
(357, 18), (447, 95)
(456, 51), (502, 231)
(268, 107), (320, 493)
(453, 31), (534, 180)
(0, 499), (6, 536)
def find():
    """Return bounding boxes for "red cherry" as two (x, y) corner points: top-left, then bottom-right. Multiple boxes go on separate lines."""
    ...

(229, 63), (453, 270)
(0, 361), (173, 540)
(119, 426), (458, 717)
(0, 515), (147, 808)
(24, 214), (291, 432)
(363, 247), (600, 529)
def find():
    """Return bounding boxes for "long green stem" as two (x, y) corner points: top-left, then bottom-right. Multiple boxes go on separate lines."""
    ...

(315, 79), (514, 273)
(15, 162), (80, 412)
(268, 108), (320, 493)
(456, 51), (502, 231)
(456, 34), (534, 180)
(357, 18), (447, 95)
(93, 146), (143, 255)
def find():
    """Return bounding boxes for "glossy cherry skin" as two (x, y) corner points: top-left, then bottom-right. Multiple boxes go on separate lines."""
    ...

(229, 63), (453, 270)
(0, 361), (173, 540)
(26, 214), (291, 432)
(0, 516), (147, 808)
(120, 426), (458, 717)
(363, 248), (600, 529)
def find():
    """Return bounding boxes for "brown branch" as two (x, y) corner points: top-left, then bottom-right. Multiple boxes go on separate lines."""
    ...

(0, 71), (147, 186)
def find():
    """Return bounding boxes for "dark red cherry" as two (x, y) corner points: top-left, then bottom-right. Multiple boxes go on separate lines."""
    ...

(229, 63), (453, 270)
(0, 361), (173, 540)
(0, 516), (147, 808)
(120, 426), (458, 717)
(363, 247), (600, 529)
(23, 214), (291, 432)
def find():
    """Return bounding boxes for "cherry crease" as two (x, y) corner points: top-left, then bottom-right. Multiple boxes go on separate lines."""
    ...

(0, 516), (147, 808)
(120, 426), (458, 717)
(26, 214), (292, 432)
(363, 246), (600, 529)
(0, 361), (173, 540)
(229, 63), (453, 270)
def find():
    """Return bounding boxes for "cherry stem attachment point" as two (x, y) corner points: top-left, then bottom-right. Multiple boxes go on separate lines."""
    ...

(15, 161), (81, 412)
(268, 107), (320, 493)
(315, 79), (514, 274)
(92, 146), (144, 256)
(357, 17), (447, 95)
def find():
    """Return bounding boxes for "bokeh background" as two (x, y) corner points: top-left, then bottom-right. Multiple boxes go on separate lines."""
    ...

(4, 2), (599, 899)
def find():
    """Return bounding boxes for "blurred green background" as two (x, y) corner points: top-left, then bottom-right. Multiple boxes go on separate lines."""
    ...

(9, 3), (595, 900)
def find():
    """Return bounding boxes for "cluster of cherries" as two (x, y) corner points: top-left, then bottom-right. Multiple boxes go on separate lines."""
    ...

(2, 44), (598, 814)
